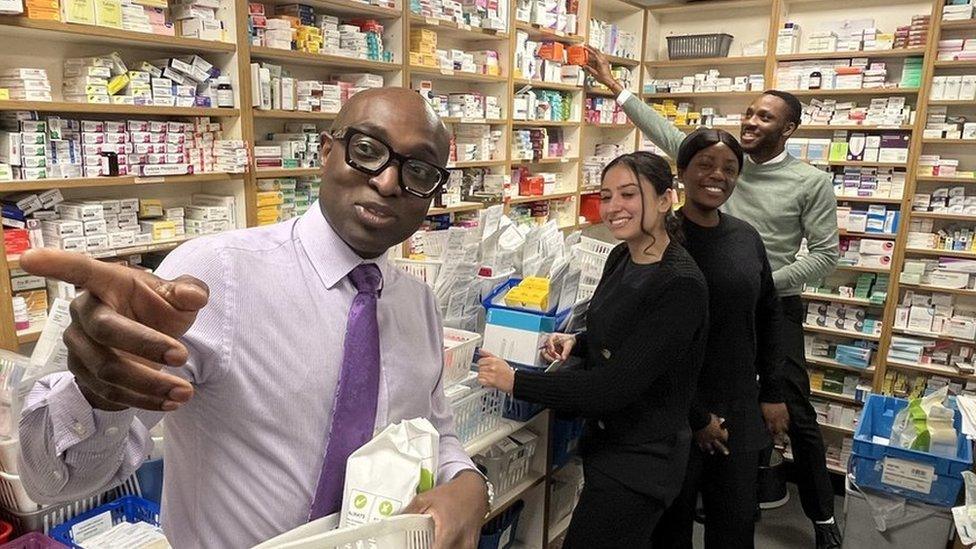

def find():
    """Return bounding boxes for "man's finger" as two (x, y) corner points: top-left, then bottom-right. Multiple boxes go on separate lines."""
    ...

(70, 354), (178, 411)
(155, 275), (210, 312)
(72, 295), (189, 367)
(20, 249), (133, 295)
(715, 440), (730, 456)
(65, 324), (194, 407)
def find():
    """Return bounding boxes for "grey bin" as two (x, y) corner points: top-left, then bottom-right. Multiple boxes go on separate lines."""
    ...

(842, 475), (953, 549)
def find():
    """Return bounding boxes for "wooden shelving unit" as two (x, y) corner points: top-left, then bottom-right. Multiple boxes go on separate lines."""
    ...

(0, 101), (239, 117)
(0, 16), (237, 52)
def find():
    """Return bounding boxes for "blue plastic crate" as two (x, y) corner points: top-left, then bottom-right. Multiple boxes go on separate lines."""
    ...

(134, 459), (163, 504)
(49, 497), (160, 548)
(482, 279), (570, 330)
(479, 500), (524, 549)
(551, 418), (585, 469)
(851, 395), (973, 507)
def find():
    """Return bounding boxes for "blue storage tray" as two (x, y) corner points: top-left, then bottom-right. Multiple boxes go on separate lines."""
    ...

(49, 497), (160, 548)
(482, 279), (570, 330)
(135, 459), (163, 504)
(851, 395), (973, 507)
(551, 418), (585, 469)
(479, 500), (524, 549)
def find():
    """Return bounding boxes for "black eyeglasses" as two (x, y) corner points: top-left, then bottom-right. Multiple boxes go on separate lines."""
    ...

(332, 127), (451, 199)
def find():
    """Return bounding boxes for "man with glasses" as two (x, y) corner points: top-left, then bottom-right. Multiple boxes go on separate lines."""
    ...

(16, 88), (489, 549)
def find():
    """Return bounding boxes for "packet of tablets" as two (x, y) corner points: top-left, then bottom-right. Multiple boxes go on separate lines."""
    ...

(73, 518), (170, 549)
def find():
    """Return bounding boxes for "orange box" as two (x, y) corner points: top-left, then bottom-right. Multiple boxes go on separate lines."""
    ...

(538, 41), (565, 62)
(567, 45), (588, 65)
(519, 176), (544, 197)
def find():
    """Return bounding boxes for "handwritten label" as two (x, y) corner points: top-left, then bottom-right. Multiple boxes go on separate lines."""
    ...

(881, 457), (935, 494)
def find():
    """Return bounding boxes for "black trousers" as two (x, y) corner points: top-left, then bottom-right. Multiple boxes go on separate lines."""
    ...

(563, 465), (666, 549)
(652, 446), (761, 549)
(780, 295), (835, 522)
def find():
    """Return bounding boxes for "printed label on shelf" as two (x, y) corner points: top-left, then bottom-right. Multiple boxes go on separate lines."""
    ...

(460, 117), (482, 124)
(881, 457), (935, 494)
(133, 177), (165, 184)
(425, 17), (439, 25)
(460, 24), (471, 30)
(560, 158), (569, 163)
(440, 69), (455, 75)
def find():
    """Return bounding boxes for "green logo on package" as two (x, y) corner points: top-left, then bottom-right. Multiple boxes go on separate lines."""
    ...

(354, 495), (368, 509)
(379, 501), (394, 516)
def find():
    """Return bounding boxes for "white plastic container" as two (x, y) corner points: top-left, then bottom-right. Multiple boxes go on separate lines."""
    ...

(252, 514), (433, 548)
(0, 437), (20, 474)
(442, 328), (481, 389)
(0, 470), (40, 512)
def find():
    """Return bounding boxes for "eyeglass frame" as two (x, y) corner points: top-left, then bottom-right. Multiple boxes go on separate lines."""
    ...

(330, 127), (451, 199)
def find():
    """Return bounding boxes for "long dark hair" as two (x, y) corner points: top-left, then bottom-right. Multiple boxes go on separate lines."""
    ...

(676, 128), (745, 172)
(601, 151), (683, 257)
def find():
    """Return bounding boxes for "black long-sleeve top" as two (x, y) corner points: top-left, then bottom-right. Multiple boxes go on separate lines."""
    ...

(512, 241), (709, 498)
(682, 211), (784, 453)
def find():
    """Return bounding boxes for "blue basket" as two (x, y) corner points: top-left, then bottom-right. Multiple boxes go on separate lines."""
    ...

(482, 279), (570, 331)
(135, 459), (163, 504)
(479, 500), (524, 549)
(851, 395), (973, 507)
(551, 418), (585, 469)
(49, 497), (160, 548)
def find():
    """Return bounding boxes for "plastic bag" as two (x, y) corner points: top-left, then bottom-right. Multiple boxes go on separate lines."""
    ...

(891, 386), (953, 453)
(339, 418), (439, 528)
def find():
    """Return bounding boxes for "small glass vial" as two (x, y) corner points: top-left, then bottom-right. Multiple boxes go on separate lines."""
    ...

(216, 76), (235, 108)
(809, 71), (822, 90)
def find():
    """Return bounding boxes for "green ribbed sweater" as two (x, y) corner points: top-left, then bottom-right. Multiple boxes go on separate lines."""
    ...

(620, 94), (840, 297)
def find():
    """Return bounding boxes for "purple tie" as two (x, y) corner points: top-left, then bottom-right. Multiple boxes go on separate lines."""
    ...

(308, 263), (383, 520)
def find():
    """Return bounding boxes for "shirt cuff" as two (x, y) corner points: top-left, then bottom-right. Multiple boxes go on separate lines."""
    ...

(47, 377), (135, 457)
(616, 89), (634, 106)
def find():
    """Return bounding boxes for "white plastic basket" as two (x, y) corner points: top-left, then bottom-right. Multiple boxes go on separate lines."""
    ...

(473, 431), (539, 496)
(0, 475), (139, 533)
(0, 438), (19, 474)
(443, 328), (481, 389)
(450, 386), (503, 446)
(476, 269), (515, 301)
(422, 230), (450, 259)
(393, 258), (441, 287)
(577, 283), (597, 303)
(579, 236), (614, 256)
(0, 470), (38, 512)
(252, 515), (434, 549)
(577, 248), (608, 286)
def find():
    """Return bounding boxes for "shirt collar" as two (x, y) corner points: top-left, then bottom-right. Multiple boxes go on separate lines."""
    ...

(294, 200), (393, 290)
(747, 149), (789, 166)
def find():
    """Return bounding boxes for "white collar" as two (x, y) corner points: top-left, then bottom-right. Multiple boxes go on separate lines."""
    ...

(747, 149), (789, 166)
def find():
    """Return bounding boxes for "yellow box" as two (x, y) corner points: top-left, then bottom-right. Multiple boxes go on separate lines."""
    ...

(140, 220), (177, 241)
(0, 89), (8, 101)
(62, 0), (95, 24)
(409, 52), (424, 65)
(256, 191), (284, 207)
(808, 370), (824, 391)
(94, 0), (121, 28)
(139, 198), (163, 218)
(108, 73), (129, 95)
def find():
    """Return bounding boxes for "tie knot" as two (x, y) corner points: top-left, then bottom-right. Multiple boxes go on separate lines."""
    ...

(349, 263), (382, 294)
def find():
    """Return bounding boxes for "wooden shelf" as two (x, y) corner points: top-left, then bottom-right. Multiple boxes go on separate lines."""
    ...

(647, 0), (771, 14)
(787, 88), (920, 97)
(255, 167), (320, 178)
(513, 21), (584, 43)
(776, 48), (926, 62)
(0, 101), (238, 117)
(509, 191), (577, 205)
(603, 54), (641, 67)
(262, 0), (400, 17)
(941, 19), (976, 31)
(835, 264), (890, 274)
(915, 176), (976, 183)
(803, 324), (881, 341)
(935, 60), (976, 69)
(512, 119), (580, 127)
(644, 55), (766, 69)
(898, 282), (976, 297)
(250, 46), (401, 71)
(927, 99), (976, 106)
(0, 172), (235, 192)
(642, 91), (759, 100)
(810, 389), (862, 406)
(514, 78), (583, 92)
(840, 230), (897, 240)
(801, 125), (914, 131)
(7, 235), (207, 271)
(886, 358), (974, 381)
(0, 16), (236, 52)
(910, 211), (976, 221)
(905, 247), (976, 259)
(447, 159), (507, 168)
(585, 122), (633, 129)
(428, 201), (485, 215)
(252, 110), (337, 120)
(410, 66), (507, 83)
(891, 327), (976, 345)
(824, 160), (907, 168)
(801, 292), (878, 307)
(835, 195), (903, 204)
(818, 421), (856, 435)
(441, 117), (507, 125)
(511, 157), (579, 165)
(16, 323), (43, 345)
(922, 139), (976, 145)
(408, 14), (509, 40)
(805, 354), (875, 375)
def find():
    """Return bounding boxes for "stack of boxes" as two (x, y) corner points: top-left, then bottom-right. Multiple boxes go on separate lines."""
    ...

(892, 291), (976, 342)
(514, 33), (585, 85)
(24, 0), (59, 20)
(584, 97), (625, 125)
(800, 97), (913, 127)
(913, 185), (976, 216)
(513, 90), (572, 122)
(515, 0), (578, 36)
(806, 299), (883, 337)
(777, 58), (919, 91)
(902, 257), (976, 292)
(256, 124), (320, 169)
(175, 0), (224, 41)
(924, 104), (976, 140)
(943, 1), (975, 22)
(587, 19), (637, 60)
(251, 62), (382, 112)
(648, 100), (742, 127)
(905, 216), (976, 254)
(582, 143), (625, 189)
(411, 0), (464, 25)
(410, 29), (439, 68)
(776, 22), (801, 55)
(510, 128), (568, 161)
(916, 154), (974, 179)
(451, 124), (502, 163)
(937, 38), (976, 63)
(838, 234), (895, 271)
(837, 204), (900, 235)
(829, 166), (906, 199)
(0, 68), (53, 103)
(894, 14), (930, 49)
(900, 57), (924, 89)
(644, 70), (765, 94)
(120, 0), (153, 33)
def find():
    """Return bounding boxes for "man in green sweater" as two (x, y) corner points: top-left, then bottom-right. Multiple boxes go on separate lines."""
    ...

(582, 46), (841, 549)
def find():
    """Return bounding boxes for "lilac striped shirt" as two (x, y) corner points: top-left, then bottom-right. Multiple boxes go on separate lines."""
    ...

(18, 202), (475, 548)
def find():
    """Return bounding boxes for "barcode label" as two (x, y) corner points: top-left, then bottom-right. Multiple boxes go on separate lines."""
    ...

(881, 457), (935, 494)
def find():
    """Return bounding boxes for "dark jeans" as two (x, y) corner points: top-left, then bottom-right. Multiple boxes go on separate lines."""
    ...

(780, 295), (835, 522)
(652, 446), (761, 549)
(563, 465), (666, 549)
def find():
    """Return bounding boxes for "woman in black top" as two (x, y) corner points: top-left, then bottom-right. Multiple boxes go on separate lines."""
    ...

(478, 152), (709, 548)
(651, 128), (785, 549)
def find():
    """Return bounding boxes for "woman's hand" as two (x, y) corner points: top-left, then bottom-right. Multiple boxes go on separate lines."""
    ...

(542, 333), (576, 362)
(582, 45), (624, 96)
(694, 414), (730, 456)
(476, 350), (515, 394)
